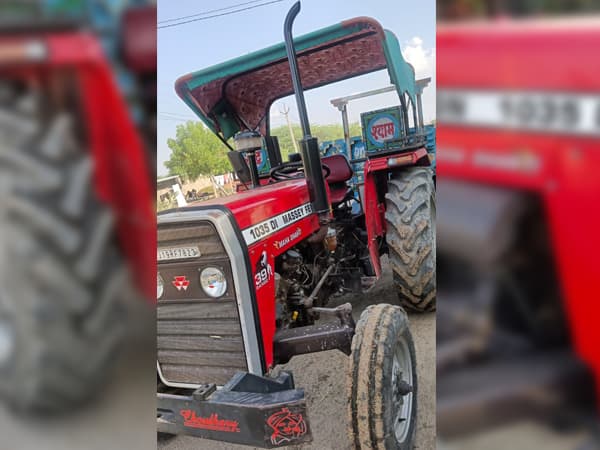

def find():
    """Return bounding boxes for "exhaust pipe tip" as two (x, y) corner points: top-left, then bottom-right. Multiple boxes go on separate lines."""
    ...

(282, 1), (330, 219)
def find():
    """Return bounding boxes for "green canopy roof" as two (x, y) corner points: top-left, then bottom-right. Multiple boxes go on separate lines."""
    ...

(175, 17), (416, 141)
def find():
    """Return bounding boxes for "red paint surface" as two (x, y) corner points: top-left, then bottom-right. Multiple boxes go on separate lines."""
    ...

(438, 20), (600, 398)
(438, 20), (600, 92)
(199, 178), (316, 230)
(76, 36), (156, 302)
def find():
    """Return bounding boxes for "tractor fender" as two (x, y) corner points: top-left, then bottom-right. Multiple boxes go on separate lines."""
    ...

(363, 160), (386, 278)
(363, 148), (429, 278)
(72, 37), (156, 301)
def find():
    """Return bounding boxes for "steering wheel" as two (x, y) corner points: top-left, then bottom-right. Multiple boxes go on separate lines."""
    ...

(270, 161), (331, 181)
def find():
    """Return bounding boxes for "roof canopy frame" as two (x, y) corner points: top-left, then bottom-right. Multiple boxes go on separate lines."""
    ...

(175, 17), (418, 142)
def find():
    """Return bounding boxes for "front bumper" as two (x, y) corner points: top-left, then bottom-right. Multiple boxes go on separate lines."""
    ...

(157, 371), (312, 448)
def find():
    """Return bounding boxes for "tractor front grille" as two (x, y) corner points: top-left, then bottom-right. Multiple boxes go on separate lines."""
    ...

(157, 220), (248, 386)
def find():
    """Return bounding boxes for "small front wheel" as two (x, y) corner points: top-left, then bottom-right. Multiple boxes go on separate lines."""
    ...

(347, 304), (417, 449)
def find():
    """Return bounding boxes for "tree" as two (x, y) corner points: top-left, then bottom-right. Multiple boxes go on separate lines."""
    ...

(165, 120), (366, 180)
(165, 121), (231, 180)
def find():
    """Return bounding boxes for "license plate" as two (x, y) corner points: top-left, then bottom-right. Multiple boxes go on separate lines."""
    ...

(158, 246), (201, 261)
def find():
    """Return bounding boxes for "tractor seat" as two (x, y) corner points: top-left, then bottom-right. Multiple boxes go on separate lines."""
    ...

(322, 154), (354, 205)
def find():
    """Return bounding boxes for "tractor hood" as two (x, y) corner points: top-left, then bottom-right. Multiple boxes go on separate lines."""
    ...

(191, 178), (319, 235)
(175, 17), (417, 141)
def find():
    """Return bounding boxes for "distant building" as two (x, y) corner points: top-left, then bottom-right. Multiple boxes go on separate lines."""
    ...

(157, 175), (218, 208)
(157, 175), (182, 204)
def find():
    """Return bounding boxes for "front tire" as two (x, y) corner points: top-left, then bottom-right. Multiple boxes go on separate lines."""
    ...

(347, 304), (417, 450)
(385, 167), (436, 312)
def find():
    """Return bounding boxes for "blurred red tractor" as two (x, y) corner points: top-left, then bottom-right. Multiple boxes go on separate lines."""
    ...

(436, 18), (600, 435)
(0, 5), (155, 411)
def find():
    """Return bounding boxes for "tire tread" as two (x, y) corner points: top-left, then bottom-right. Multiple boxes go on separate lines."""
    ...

(385, 168), (436, 312)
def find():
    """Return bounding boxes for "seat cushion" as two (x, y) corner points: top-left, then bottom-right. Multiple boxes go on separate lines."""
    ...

(322, 154), (353, 184)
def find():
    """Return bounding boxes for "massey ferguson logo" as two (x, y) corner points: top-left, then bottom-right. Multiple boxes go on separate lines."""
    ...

(180, 410), (240, 433)
(368, 114), (399, 147)
(254, 250), (273, 289)
(172, 275), (190, 291)
(267, 407), (308, 446)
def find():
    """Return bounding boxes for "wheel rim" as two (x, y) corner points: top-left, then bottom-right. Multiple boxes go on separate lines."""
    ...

(392, 334), (413, 443)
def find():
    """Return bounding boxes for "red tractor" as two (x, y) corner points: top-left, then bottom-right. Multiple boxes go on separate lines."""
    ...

(157, 2), (435, 449)
(0, 5), (155, 411)
(436, 17), (600, 437)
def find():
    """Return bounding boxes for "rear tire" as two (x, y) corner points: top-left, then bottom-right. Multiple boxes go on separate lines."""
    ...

(347, 304), (417, 450)
(0, 85), (126, 412)
(385, 167), (436, 312)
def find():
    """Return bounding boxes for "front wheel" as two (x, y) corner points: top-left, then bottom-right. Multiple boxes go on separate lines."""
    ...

(347, 304), (417, 450)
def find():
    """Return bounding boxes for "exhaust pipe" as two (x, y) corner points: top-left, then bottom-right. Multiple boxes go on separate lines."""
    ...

(284, 1), (330, 219)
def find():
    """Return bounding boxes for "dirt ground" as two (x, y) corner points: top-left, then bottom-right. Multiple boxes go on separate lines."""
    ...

(158, 256), (436, 450)
(440, 421), (590, 450)
(0, 304), (157, 450)
(0, 261), (591, 450)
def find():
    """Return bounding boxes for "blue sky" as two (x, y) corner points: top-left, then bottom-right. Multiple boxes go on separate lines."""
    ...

(157, 0), (435, 175)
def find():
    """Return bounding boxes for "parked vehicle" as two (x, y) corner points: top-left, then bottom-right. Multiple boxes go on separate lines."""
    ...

(436, 17), (600, 436)
(157, 2), (435, 448)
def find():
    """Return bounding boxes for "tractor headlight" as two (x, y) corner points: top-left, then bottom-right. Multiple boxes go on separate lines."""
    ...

(200, 267), (227, 298)
(157, 273), (164, 299)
